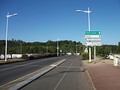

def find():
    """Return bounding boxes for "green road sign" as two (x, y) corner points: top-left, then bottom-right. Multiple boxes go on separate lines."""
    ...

(85, 31), (101, 35)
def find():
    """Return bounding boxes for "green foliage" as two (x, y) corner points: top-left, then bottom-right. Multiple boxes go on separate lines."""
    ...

(0, 39), (119, 58)
(0, 40), (83, 55)
(81, 52), (88, 60)
(96, 44), (120, 57)
(22, 54), (29, 59)
(118, 42), (120, 46)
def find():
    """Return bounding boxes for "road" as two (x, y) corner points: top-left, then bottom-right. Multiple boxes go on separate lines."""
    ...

(0, 56), (70, 86)
(21, 56), (93, 90)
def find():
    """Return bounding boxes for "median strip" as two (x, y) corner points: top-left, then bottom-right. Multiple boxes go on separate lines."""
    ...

(8, 59), (66, 90)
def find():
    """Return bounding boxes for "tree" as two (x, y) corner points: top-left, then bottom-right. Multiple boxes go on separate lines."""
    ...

(118, 42), (120, 46)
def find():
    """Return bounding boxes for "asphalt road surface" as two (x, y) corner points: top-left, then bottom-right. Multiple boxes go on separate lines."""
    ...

(21, 55), (93, 90)
(0, 56), (70, 86)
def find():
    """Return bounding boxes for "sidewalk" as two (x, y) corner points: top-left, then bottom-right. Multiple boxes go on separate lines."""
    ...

(83, 58), (120, 90)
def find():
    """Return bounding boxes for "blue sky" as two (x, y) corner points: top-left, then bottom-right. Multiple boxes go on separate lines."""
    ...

(0, 0), (120, 45)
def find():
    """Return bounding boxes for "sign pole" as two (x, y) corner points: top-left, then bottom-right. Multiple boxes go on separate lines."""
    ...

(88, 46), (91, 62)
(94, 46), (96, 63)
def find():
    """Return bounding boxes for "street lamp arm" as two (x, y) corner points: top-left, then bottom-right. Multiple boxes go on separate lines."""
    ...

(6, 13), (18, 17)
(76, 10), (91, 13)
(76, 10), (82, 12)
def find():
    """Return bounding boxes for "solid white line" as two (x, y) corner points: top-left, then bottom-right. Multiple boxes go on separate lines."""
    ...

(0, 69), (36, 88)
(0, 59), (67, 89)
(0, 58), (56, 71)
(85, 68), (96, 90)
(8, 59), (67, 90)
(82, 61), (96, 90)
(0, 62), (37, 71)
(50, 64), (57, 67)
(54, 60), (74, 90)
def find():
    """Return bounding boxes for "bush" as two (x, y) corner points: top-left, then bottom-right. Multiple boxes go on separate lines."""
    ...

(22, 54), (29, 59)
(81, 52), (89, 60)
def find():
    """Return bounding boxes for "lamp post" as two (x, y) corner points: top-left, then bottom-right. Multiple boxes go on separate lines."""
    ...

(57, 38), (59, 56)
(5, 12), (17, 62)
(76, 7), (92, 62)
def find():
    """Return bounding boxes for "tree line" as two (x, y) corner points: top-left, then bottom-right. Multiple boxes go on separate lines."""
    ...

(0, 40), (83, 55)
(0, 39), (120, 57)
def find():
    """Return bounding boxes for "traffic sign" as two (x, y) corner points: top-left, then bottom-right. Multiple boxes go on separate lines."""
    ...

(85, 41), (102, 46)
(85, 35), (101, 39)
(85, 38), (101, 41)
(85, 31), (101, 35)
(84, 31), (102, 46)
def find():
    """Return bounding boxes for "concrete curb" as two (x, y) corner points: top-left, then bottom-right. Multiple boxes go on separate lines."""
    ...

(85, 67), (96, 90)
(8, 59), (66, 90)
(82, 61), (96, 90)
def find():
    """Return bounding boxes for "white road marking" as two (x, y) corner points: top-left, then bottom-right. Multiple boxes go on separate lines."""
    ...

(0, 59), (57, 71)
(0, 59), (67, 88)
(50, 64), (57, 67)
(8, 59), (67, 90)
(0, 62), (38, 71)
(54, 60), (74, 90)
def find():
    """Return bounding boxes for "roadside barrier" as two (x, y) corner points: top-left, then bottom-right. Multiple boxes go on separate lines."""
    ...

(114, 55), (120, 67)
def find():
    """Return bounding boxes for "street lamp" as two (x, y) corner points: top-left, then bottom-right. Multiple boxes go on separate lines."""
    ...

(57, 38), (59, 56)
(76, 7), (92, 62)
(76, 7), (91, 31)
(5, 12), (17, 62)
